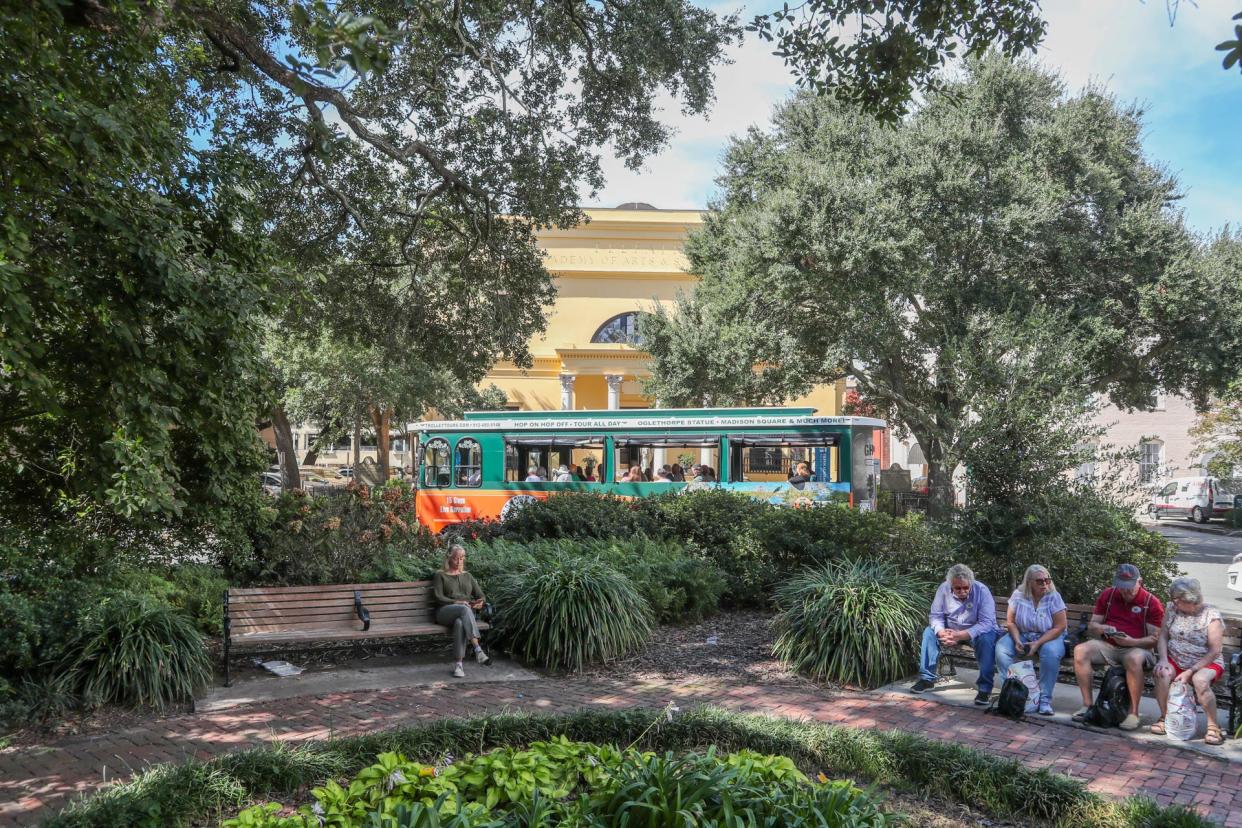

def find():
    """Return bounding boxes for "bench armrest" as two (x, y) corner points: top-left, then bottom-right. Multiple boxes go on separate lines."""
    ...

(481, 602), (494, 622)
(354, 590), (371, 632)
(1230, 651), (1240, 684)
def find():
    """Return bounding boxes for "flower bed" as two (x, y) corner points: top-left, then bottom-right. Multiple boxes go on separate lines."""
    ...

(224, 737), (887, 827)
(44, 707), (1214, 828)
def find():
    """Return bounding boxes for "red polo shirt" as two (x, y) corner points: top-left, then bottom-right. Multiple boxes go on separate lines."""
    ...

(1093, 586), (1164, 639)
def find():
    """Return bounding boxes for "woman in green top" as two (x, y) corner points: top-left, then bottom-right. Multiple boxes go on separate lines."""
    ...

(433, 544), (490, 677)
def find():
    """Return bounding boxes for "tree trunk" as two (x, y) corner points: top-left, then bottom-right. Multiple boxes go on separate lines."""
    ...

(271, 406), (301, 490)
(352, 414), (362, 469)
(370, 405), (391, 481)
(301, 416), (336, 466)
(925, 437), (956, 519)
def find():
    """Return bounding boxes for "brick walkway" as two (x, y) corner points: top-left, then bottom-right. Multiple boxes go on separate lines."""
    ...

(2, 677), (1239, 827)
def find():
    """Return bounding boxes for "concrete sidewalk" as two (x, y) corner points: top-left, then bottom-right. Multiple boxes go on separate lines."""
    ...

(881, 666), (1238, 763)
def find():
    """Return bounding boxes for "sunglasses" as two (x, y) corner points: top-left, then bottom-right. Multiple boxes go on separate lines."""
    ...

(1033, 577), (1052, 585)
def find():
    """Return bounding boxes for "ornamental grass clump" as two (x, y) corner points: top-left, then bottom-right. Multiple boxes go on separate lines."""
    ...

(492, 555), (653, 671)
(62, 592), (212, 710)
(773, 559), (931, 689)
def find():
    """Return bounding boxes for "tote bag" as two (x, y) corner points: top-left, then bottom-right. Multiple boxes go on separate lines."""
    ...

(1165, 681), (1197, 741)
(1006, 660), (1039, 714)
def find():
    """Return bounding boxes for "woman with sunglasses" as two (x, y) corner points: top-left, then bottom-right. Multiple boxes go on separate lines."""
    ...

(994, 564), (1068, 715)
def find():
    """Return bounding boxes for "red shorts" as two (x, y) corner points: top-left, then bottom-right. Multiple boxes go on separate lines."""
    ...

(1167, 657), (1224, 683)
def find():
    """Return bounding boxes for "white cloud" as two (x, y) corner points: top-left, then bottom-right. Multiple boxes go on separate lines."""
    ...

(583, 0), (1240, 229)
(584, 3), (795, 209)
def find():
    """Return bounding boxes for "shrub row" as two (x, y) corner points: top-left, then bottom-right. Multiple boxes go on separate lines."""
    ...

(43, 707), (1215, 828)
(230, 483), (1179, 610)
(475, 487), (1177, 606)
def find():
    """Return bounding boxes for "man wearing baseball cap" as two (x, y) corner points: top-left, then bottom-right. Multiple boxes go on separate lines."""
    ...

(1071, 563), (1164, 729)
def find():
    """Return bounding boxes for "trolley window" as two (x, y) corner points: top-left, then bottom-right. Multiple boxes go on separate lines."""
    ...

(455, 438), (482, 487)
(422, 438), (451, 488)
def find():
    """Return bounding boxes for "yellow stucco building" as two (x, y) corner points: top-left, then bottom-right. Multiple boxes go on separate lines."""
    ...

(485, 205), (843, 415)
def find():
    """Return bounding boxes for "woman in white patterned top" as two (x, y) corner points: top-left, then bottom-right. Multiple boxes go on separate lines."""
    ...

(1151, 577), (1225, 744)
(994, 564), (1068, 716)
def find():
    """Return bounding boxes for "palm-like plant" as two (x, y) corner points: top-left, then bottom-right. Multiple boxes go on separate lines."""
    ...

(491, 555), (653, 672)
(773, 559), (931, 689)
(64, 592), (212, 709)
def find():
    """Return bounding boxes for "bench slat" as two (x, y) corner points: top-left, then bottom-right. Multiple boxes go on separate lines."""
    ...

(229, 600), (436, 620)
(229, 593), (431, 611)
(228, 581), (431, 597)
(231, 621), (491, 645)
(230, 612), (438, 631)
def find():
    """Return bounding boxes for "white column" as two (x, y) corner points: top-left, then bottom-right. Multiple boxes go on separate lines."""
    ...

(559, 373), (576, 411)
(605, 374), (623, 411)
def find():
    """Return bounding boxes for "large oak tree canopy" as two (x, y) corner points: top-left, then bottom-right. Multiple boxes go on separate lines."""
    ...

(2, 0), (739, 519)
(644, 57), (1242, 515)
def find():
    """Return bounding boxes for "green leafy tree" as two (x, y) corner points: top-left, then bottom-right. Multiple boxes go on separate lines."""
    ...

(1188, 232), (1242, 478)
(751, 1), (1242, 123)
(1192, 388), (1242, 478)
(5, 0), (739, 526)
(653, 57), (1242, 516)
(0, 1), (281, 526)
(750, 0), (1045, 122)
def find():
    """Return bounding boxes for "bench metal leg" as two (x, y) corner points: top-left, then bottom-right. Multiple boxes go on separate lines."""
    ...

(935, 653), (958, 678)
(223, 589), (232, 687)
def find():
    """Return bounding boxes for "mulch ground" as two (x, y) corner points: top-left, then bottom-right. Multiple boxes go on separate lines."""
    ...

(581, 610), (818, 687)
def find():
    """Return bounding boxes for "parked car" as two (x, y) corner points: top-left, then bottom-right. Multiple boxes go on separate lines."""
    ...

(336, 467), (354, 478)
(260, 472), (283, 496)
(1229, 553), (1242, 595)
(1149, 476), (1239, 523)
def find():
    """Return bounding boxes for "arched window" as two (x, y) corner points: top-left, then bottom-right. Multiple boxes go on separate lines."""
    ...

(423, 438), (451, 488)
(455, 438), (482, 487)
(591, 312), (643, 345)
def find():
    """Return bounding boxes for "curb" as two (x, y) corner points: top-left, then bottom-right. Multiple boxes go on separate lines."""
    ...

(1142, 520), (1242, 538)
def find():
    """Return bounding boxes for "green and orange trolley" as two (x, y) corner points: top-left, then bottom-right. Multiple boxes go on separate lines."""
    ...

(408, 407), (886, 534)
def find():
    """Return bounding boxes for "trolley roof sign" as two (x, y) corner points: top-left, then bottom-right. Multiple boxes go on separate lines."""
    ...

(409, 407), (887, 433)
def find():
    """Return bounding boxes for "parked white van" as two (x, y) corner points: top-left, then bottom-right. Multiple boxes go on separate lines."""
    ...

(1149, 476), (1240, 523)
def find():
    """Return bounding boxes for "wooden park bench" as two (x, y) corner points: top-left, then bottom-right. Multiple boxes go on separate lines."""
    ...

(222, 581), (490, 686)
(939, 595), (1241, 733)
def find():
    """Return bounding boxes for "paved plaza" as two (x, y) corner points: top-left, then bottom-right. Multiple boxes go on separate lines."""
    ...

(2, 673), (1240, 827)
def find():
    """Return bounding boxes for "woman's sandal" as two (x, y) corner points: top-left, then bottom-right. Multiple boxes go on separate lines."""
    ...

(1205, 725), (1224, 746)
(1150, 718), (1166, 735)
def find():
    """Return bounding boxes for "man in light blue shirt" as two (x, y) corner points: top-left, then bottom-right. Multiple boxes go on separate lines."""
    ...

(910, 563), (1000, 704)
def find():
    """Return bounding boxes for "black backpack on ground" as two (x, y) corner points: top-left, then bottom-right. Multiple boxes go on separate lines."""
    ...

(1083, 666), (1130, 728)
(990, 677), (1028, 720)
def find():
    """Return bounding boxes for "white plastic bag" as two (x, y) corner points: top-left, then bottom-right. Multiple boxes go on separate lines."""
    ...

(1165, 681), (1197, 741)
(1007, 660), (1039, 714)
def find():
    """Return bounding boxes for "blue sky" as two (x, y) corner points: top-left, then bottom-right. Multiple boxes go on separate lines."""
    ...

(585, 0), (1241, 237)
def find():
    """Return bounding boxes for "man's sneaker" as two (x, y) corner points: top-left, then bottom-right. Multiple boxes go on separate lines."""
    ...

(973, 691), (990, 706)
(910, 679), (935, 693)
(452, 664), (465, 678)
(474, 648), (491, 665)
(1119, 713), (1141, 731)
(1071, 706), (1089, 722)
(1038, 700), (1054, 716)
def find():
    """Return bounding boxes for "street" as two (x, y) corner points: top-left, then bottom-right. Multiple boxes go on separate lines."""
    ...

(1150, 523), (1242, 616)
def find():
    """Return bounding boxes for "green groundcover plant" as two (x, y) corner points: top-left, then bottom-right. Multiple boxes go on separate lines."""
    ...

(220, 737), (888, 827)
(43, 707), (1214, 828)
